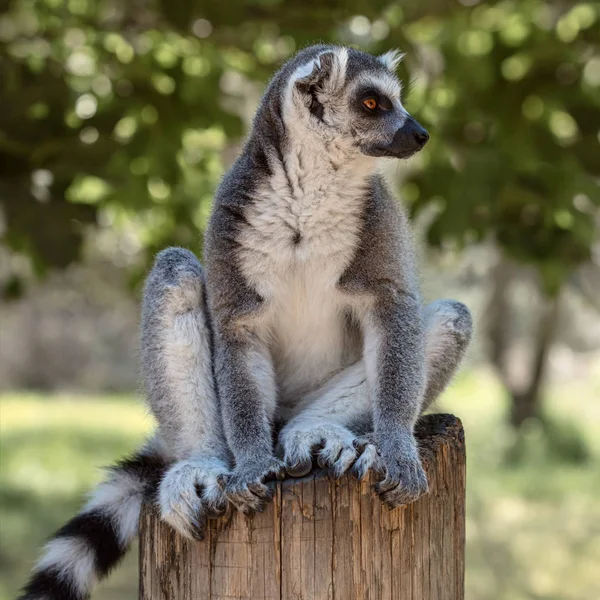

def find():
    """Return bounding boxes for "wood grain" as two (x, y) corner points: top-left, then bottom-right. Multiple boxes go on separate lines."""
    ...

(139, 413), (466, 600)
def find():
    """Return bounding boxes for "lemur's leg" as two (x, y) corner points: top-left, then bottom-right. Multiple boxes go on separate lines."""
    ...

(141, 247), (231, 539)
(278, 300), (472, 479)
(421, 299), (473, 412)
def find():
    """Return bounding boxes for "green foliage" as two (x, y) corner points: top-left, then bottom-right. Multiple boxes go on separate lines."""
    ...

(0, 0), (598, 293)
(401, 0), (600, 295)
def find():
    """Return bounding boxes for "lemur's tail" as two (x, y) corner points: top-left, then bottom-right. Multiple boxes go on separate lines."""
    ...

(18, 448), (166, 600)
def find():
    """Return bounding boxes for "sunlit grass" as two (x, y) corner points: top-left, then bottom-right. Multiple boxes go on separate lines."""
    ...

(1, 371), (599, 600)
(441, 368), (600, 600)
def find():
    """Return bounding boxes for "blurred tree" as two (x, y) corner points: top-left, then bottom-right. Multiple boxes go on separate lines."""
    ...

(0, 0), (598, 442)
(398, 0), (599, 442)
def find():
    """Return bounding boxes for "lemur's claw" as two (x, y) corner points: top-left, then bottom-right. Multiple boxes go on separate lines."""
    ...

(216, 474), (230, 489)
(285, 458), (313, 478)
(190, 516), (207, 541)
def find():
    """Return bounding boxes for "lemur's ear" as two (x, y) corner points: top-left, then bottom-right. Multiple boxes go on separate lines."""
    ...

(378, 49), (404, 72)
(294, 48), (348, 95)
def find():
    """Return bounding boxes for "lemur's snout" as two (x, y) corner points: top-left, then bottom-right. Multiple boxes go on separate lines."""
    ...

(388, 117), (429, 158)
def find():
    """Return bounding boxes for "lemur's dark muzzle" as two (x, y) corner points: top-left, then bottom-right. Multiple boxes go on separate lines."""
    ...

(386, 117), (429, 158)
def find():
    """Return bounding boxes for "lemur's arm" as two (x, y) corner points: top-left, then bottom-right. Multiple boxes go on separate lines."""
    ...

(212, 319), (277, 467)
(363, 287), (425, 436)
(204, 205), (284, 510)
(340, 176), (428, 506)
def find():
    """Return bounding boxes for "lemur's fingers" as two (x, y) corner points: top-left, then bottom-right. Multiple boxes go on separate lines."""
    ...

(248, 481), (276, 500)
(224, 457), (284, 513)
(380, 486), (415, 508)
(373, 456), (429, 509)
(284, 441), (322, 478)
(266, 461), (287, 481)
(226, 482), (270, 514)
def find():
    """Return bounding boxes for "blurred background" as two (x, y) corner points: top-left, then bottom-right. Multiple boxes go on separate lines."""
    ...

(0, 0), (599, 598)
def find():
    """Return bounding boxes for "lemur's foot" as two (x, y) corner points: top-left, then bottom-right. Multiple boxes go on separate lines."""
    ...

(219, 456), (285, 514)
(279, 423), (368, 480)
(372, 433), (429, 508)
(159, 457), (230, 541)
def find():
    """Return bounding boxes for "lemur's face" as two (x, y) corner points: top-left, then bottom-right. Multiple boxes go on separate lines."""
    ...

(346, 73), (429, 160)
(288, 47), (428, 160)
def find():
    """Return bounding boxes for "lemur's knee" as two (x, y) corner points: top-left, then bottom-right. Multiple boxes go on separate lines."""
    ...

(421, 300), (472, 411)
(425, 299), (473, 351)
(145, 247), (205, 314)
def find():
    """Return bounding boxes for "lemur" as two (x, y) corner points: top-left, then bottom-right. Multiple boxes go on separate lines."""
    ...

(19, 45), (472, 600)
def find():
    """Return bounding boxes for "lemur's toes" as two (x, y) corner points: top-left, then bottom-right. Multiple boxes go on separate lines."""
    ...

(354, 446), (380, 480)
(316, 445), (340, 469)
(330, 447), (357, 479)
(318, 439), (347, 469)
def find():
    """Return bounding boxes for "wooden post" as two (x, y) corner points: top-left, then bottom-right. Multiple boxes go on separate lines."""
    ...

(139, 413), (466, 600)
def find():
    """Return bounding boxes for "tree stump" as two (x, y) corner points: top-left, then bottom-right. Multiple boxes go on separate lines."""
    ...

(139, 413), (466, 600)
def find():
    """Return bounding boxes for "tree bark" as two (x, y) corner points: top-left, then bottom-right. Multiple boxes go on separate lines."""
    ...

(486, 257), (563, 432)
(509, 291), (561, 429)
(139, 413), (466, 600)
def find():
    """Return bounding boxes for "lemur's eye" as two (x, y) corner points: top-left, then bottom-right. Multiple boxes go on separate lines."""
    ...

(363, 98), (378, 110)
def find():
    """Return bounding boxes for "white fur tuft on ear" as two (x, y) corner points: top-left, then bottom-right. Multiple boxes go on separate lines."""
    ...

(329, 47), (348, 89)
(378, 49), (405, 72)
(292, 47), (348, 91)
(294, 57), (322, 81)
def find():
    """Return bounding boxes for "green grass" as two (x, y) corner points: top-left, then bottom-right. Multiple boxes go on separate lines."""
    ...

(1, 371), (599, 600)
(0, 395), (153, 600)
(441, 370), (600, 600)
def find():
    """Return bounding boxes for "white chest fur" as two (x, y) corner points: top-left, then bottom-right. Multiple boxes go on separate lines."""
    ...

(236, 145), (373, 402)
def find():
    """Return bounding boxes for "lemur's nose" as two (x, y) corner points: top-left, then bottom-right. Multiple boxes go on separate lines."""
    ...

(393, 117), (429, 152)
(412, 122), (430, 146)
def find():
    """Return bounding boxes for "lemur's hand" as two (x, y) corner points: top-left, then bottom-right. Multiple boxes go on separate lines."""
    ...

(370, 431), (429, 508)
(159, 458), (230, 541)
(218, 456), (285, 514)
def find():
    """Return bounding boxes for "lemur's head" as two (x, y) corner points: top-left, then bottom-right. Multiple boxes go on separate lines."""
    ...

(275, 45), (428, 160)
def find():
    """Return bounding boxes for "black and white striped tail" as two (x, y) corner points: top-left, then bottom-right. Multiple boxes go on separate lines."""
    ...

(18, 450), (166, 600)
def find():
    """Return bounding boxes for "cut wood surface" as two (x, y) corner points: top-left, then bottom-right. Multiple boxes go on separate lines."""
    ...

(139, 413), (466, 600)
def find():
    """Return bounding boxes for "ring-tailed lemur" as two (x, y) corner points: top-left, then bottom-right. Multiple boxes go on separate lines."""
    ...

(19, 45), (472, 600)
